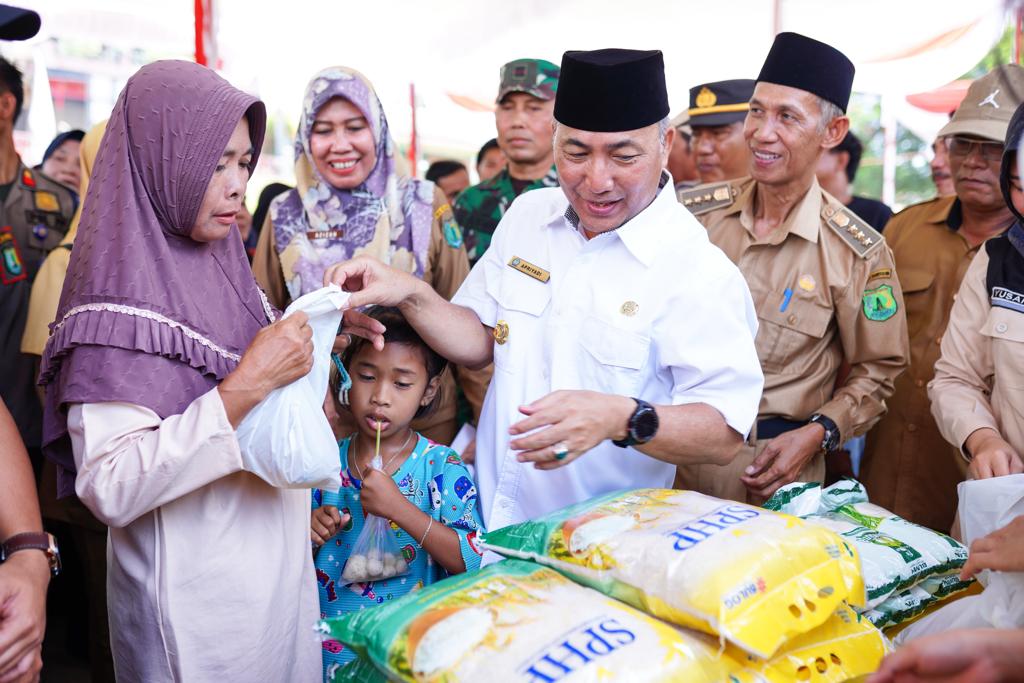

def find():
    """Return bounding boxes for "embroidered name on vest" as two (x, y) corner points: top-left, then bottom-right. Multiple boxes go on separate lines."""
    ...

(306, 229), (344, 241)
(508, 256), (550, 283)
(992, 286), (1024, 313)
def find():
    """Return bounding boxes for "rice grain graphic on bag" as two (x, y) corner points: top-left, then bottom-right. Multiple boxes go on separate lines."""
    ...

(481, 489), (865, 659)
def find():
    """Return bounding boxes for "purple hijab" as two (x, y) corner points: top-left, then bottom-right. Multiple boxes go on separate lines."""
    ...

(39, 60), (269, 495)
(269, 67), (433, 300)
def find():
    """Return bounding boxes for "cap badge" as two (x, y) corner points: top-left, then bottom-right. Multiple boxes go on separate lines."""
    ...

(695, 86), (717, 109)
(620, 301), (639, 317)
(979, 89), (1001, 109)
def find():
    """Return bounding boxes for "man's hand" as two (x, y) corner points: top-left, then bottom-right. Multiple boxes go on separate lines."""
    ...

(508, 391), (634, 471)
(740, 423), (824, 501)
(323, 255), (425, 313)
(310, 505), (348, 547)
(460, 438), (476, 466)
(867, 628), (1024, 683)
(0, 551), (50, 683)
(359, 469), (413, 520)
(960, 516), (1024, 580)
(965, 429), (1024, 480)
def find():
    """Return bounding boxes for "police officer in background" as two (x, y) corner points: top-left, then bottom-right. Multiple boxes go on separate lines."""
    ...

(683, 79), (755, 187)
(0, 55), (74, 462)
(678, 32), (909, 503)
(862, 65), (1024, 531)
(453, 58), (560, 265)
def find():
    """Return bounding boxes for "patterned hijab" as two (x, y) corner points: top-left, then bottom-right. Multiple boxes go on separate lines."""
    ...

(270, 67), (433, 301)
(39, 60), (269, 493)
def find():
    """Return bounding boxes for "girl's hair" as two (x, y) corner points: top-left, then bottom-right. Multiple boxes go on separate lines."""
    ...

(339, 306), (449, 418)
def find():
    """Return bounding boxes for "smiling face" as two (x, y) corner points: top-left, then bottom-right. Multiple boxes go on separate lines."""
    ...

(309, 96), (378, 190)
(692, 122), (751, 183)
(495, 92), (555, 167)
(190, 117), (253, 242)
(554, 121), (673, 234)
(745, 82), (848, 190)
(42, 138), (82, 191)
(348, 341), (439, 441)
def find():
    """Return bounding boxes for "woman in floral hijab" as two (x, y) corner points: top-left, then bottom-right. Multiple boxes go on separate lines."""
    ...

(254, 67), (483, 443)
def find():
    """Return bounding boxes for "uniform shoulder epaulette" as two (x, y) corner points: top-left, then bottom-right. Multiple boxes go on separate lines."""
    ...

(822, 203), (884, 259)
(677, 181), (737, 216)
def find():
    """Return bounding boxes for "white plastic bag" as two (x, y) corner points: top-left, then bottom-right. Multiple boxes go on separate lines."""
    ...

(235, 285), (349, 490)
(895, 474), (1024, 643)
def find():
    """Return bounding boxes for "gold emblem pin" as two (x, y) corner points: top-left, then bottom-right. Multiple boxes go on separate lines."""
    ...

(798, 275), (816, 292)
(620, 301), (639, 317)
(507, 256), (551, 283)
(493, 320), (509, 345)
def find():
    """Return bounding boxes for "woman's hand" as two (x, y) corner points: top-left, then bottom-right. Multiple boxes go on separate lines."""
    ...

(960, 515), (1024, 580)
(218, 313), (314, 426)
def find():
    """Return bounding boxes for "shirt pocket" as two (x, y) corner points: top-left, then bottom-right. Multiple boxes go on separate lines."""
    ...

(756, 299), (833, 374)
(577, 314), (650, 396)
(486, 273), (552, 374)
(898, 268), (935, 329)
(982, 308), (1024, 389)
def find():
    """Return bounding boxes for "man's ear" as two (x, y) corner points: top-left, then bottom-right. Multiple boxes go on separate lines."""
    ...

(822, 115), (850, 151)
(662, 125), (677, 166)
(420, 375), (442, 406)
(0, 92), (15, 125)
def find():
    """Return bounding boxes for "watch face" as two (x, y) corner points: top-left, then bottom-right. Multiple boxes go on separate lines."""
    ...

(632, 405), (659, 441)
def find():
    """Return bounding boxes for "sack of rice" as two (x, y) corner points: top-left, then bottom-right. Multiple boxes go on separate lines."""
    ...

(480, 489), (865, 658)
(318, 558), (740, 682)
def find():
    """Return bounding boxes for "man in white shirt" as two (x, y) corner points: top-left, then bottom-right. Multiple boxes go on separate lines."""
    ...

(327, 48), (764, 530)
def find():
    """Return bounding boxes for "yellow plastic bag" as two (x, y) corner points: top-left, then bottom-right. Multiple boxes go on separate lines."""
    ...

(728, 604), (891, 682)
(482, 489), (865, 658)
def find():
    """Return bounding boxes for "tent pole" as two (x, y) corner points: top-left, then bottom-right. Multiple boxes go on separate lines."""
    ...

(409, 82), (418, 177)
(194, 0), (206, 66)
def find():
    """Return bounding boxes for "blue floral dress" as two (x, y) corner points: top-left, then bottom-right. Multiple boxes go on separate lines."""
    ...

(312, 433), (485, 678)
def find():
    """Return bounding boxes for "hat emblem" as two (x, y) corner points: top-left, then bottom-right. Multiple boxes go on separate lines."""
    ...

(979, 88), (1001, 109)
(695, 86), (717, 109)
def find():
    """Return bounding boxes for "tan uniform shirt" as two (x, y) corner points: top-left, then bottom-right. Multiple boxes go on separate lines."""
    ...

(696, 177), (908, 438)
(252, 187), (489, 441)
(930, 246), (1024, 459)
(861, 196), (984, 530)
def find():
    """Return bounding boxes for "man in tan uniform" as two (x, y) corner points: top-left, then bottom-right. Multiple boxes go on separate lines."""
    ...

(861, 65), (1024, 531)
(678, 32), (909, 503)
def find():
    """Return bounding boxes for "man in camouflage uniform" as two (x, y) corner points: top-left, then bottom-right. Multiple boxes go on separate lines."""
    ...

(454, 58), (560, 264)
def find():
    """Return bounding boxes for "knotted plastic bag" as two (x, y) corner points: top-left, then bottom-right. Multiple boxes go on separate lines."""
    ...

(235, 285), (348, 491)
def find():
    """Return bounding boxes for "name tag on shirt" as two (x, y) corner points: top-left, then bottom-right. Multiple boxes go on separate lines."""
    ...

(306, 229), (344, 241)
(507, 256), (550, 283)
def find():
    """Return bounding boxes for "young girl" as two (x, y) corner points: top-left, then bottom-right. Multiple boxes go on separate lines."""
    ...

(311, 307), (485, 676)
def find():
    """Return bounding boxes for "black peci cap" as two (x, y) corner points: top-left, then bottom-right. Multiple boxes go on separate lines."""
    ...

(0, 5), (39, 41)
(756, 32), (855, 112)
(554, 48), (669, 132)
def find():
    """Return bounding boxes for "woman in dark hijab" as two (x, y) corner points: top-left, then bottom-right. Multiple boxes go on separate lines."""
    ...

(39, 61), (321, 681)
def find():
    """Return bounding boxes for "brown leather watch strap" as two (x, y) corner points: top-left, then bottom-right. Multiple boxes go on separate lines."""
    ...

(1, 532), (60, 575)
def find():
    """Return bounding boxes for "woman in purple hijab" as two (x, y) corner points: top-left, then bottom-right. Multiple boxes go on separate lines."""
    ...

(251, 67), (485, 446)
(38, 61), (321, 682)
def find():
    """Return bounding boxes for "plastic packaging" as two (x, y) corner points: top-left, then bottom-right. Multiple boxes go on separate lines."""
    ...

(235, 285), (348, 491)
(480, 489), (865, 659)
(319, 559), (739, 682)
(765, 480), (969, 609)
(341, 423), (410, 584)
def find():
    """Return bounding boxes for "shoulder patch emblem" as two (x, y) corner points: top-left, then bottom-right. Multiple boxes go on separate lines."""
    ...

(677, 182), (736, 216)
(443, 216), (463, 249)
(823, 204), (884, 258)
(863, 284), (898, 322)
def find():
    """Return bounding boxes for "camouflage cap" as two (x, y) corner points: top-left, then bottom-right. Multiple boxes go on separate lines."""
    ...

(496, 58), (560, 103)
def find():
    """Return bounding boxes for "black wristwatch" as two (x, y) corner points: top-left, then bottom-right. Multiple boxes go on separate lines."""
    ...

(613, 398), (659, 448)
(809, 414), (841, 454)
(1, 532), (62, 576)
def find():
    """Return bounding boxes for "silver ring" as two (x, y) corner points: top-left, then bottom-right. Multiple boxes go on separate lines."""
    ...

(553, 442), (570, 461)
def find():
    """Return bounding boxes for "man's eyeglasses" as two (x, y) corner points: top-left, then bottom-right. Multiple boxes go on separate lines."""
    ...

(947, 136), (1004, 163)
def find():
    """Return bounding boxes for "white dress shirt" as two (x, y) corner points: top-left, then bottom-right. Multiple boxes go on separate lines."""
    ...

(453, 179), (763, 532)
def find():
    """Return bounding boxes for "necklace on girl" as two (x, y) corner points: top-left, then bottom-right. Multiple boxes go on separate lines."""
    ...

(351, 425), (415, 480)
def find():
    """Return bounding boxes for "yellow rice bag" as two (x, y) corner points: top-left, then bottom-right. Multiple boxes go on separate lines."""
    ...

(482, 489), (865, 658)
(319, 559), (739, 682)
(728, 604), (891, 682)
